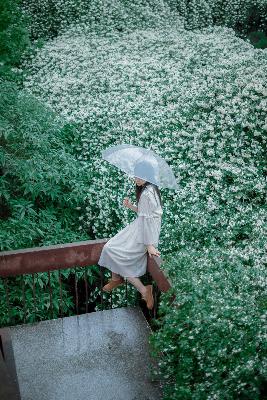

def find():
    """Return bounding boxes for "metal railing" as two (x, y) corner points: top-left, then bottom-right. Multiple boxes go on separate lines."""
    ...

(0, 239), (174, 325)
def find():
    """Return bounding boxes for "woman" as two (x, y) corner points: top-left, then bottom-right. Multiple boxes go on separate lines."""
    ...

(97, 161), (163, 310)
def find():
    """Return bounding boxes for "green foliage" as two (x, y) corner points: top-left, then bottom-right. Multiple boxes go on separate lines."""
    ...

(0, 0), (30, 65)
(0, 266), (141, 327)
(0, 0), (32, 84)
(248, 30), (267, 49)
(0, 266), (106, 327)
(0, 271), (74, 326)
(0, 0), (99, 326)
(0, 80), (91, 251)
(149, 245), (267, 399)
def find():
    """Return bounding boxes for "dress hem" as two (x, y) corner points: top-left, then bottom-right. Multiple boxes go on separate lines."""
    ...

(98, 263), (146, 278)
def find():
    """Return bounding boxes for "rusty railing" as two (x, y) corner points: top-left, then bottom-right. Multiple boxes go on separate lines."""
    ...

(0, 239), (174, 326)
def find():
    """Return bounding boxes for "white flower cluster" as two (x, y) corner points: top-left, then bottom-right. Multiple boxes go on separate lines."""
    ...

(150, 245), (267, 398)
(21, 0), (267, 41)
(21, 0), (184, 39)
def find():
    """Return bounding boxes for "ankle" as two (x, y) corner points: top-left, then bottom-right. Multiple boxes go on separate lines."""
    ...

(140, 287), (147, 297)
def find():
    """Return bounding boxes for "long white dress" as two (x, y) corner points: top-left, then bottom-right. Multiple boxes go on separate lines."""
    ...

(97, 183), (163, 278)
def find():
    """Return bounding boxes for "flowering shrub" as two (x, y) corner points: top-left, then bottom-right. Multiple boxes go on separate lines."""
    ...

(21, 0), (183, 39)
(22, 23), (267, 255)
(21, 0), (267, 40)
(167, 0), (267, 33)
(149, 245), (267, 399)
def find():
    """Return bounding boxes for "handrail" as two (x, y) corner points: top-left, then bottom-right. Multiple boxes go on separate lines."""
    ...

(0, 238), (173, 293)
(0, 239), (106, 277)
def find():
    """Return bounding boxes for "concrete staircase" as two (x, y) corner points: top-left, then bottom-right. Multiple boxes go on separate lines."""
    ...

(4, 306), (163, 400)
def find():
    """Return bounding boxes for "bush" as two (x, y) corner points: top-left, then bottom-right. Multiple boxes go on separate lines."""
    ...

(0, 0), (96, 327)
(248, 30), (267, 49)
(149, 245), (267, 399)
(22, 23), (267, 253)
(0, 270), (74, 326)
(0, 0), (30, 65)
(20, 0), (267, 40)
(21, 0), (183, 40)
(0, 80), (91, 250)
(167, 0), (267, 35)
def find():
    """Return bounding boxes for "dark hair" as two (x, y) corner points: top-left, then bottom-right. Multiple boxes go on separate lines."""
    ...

(136, 182), (163, 208)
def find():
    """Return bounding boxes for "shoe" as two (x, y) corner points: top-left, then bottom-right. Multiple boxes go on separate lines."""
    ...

(141, 285), (154, 310)
(102, 277), (124, 292)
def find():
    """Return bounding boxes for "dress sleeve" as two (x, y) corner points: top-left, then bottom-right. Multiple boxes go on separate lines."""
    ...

(137, 190), (161, 246)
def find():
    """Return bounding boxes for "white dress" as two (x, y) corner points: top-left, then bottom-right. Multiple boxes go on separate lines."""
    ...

(97, 183), (163, 278)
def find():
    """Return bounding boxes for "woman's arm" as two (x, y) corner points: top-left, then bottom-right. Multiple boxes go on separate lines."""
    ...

(123, 197), (138, 212)
(136, 190), (161, 257)
(146, 244), (160, 257)
(129, 204), (138, 213)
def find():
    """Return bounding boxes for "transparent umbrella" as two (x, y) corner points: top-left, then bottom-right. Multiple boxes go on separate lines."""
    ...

(101, 143), (179, 196)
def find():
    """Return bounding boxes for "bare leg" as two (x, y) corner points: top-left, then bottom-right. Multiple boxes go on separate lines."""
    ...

(126, 277), (147, 297)
(112, 272), (122, 281)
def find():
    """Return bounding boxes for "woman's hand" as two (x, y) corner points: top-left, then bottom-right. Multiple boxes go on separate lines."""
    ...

(123, 197), (132, 209)
(146, 244), (160, 257)
(123, 197), (138, 213)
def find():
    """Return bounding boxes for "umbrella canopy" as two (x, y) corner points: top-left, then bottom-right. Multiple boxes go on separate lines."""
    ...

(101, 144), (179, 190)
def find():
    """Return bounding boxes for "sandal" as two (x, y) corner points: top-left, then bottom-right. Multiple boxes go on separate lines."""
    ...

(141, 285), (154, 310)
(102, 277), (125, 292)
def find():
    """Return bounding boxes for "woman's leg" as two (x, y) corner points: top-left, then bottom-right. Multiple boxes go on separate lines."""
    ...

(126, 277), (147, 297)
(112, 272), (122, 281)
